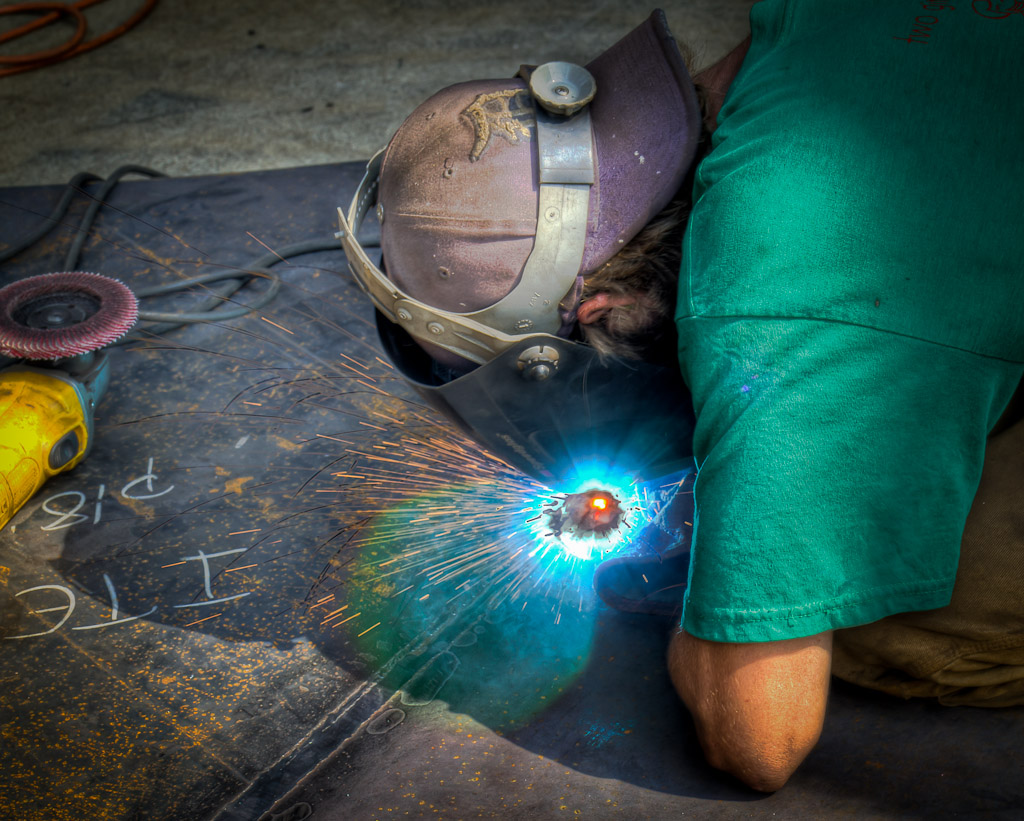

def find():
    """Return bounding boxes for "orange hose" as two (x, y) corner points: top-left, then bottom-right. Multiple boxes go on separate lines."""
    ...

(0, 3), (87, 62)
(0, 0), (159, 77)
(0, 0), (103, 47)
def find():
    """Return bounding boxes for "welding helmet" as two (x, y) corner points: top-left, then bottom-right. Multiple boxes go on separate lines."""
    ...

(338, 10), (701, 484)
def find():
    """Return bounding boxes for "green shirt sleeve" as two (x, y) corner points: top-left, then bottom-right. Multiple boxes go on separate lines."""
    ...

(677, 317), (1021, 642)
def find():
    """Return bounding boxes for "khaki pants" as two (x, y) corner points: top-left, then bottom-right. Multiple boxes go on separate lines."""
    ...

(832, 390), (1024, 707)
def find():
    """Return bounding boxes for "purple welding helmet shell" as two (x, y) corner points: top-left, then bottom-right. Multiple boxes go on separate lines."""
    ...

(377, 9), (702, 333)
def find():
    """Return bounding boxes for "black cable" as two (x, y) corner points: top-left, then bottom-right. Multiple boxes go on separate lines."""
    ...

(62, 164), (166, 271)
(126, 240), (341, 330)
(0, 171), (102, 264)
(122, 240), (345, 337)
(6, 167), (353, 339)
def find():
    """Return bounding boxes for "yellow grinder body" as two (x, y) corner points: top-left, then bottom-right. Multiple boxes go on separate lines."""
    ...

(0, 366), (99, 529)
(0, 272), (137, 530)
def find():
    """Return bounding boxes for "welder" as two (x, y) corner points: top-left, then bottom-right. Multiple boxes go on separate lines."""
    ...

(338, 3), (1024, 791)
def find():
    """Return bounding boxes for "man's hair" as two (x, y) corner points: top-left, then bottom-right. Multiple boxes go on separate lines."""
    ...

(578, 193), (693, 362)
(578, 79), (710, 363)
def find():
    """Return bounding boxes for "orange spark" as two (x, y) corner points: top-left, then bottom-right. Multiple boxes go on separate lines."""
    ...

(316, 433), (353, 443)
(184, 613), (222, 627)
(260, 316), (294, 334)
(333, 611), (362, 627)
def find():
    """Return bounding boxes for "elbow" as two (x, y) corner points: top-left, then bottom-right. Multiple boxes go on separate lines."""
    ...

(697, 706), (824, 793)
(702, 740), (806, 793)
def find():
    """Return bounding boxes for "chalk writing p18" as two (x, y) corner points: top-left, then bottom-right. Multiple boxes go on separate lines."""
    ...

(39, 457), (175, 531)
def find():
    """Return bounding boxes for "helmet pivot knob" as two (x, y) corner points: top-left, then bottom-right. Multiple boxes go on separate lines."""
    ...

(517, 344), (560, 381)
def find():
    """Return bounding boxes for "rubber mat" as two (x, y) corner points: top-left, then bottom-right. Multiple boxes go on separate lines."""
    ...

(1, 165), (1022, 820)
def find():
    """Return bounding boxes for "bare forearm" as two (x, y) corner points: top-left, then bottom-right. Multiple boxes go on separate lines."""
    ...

(667, 628), (833, 792)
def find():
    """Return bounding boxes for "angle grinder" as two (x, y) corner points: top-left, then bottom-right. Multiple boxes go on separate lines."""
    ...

(0, 272), (138, 531)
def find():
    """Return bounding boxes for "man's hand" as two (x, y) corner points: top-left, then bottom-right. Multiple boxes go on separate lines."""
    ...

(667, 629), (833, 792)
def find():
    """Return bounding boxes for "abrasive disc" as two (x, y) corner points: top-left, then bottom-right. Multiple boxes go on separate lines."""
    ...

(0, 272), (139, 360)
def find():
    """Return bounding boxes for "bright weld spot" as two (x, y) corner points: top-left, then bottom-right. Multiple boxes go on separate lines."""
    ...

(521, 463), (691, 569)
(526, 467), (640, 564)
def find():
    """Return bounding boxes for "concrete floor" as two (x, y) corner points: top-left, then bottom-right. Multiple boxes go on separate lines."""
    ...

(0, 0), (755, 188)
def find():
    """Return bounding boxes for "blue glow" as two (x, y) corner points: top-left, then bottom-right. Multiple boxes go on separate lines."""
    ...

(524, 458), (683, 568)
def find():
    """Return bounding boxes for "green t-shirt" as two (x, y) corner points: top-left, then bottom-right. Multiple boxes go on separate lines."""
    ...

(677, 0), (1024, 642)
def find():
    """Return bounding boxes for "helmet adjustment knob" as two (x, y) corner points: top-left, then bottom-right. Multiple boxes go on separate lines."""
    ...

(529, 62), (596, 116)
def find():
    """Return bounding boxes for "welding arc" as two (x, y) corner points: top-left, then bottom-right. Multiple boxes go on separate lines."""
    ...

(0, 272), (138, 359)
(0, 0), (159, 78)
